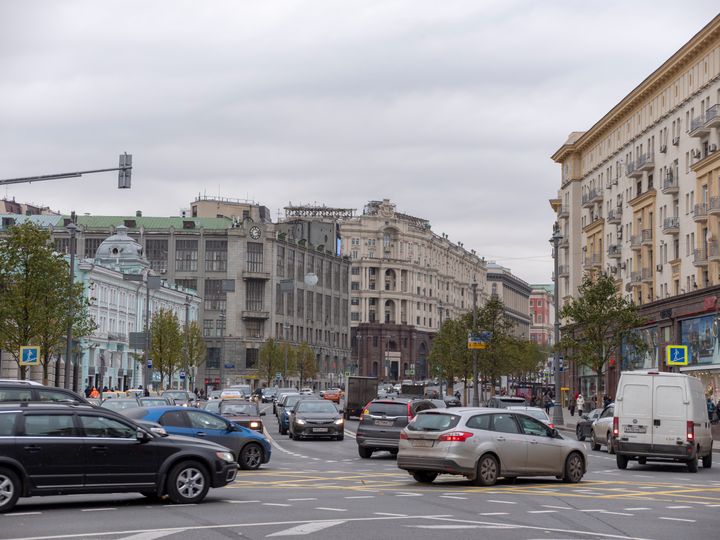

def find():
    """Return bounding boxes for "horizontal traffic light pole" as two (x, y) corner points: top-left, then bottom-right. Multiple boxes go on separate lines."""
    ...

(0, 153), (132, 189)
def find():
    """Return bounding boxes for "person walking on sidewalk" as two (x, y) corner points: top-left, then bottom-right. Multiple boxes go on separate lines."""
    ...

(576, 393), (585, 414)
(569, 396), (576, 416)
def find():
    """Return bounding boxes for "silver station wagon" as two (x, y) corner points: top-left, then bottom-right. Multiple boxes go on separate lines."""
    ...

(397, 407), (587, 486)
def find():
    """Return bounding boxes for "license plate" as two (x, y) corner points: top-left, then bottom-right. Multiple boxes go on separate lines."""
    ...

(623, 425), (647, 434)
(312, 427), (329, 433)
(375, 420), (393, 426)
(410, 439), (433, 448)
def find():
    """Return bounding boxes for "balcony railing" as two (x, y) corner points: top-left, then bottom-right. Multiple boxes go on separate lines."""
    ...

(558, 265), (570, 277)
(641, 229), (653, 246)
(626, 159), (643, 178)
(693, 248), (708, 266)
(694, 203), (708, 222)
(661, 173), (678, 194)
(690, 114), (711, 137)
(637, 152), (655, 171)
(630, 271), (642, 286)
(641, 267), (653, 283)
(709, 241), (720, 262)
(582, 189), (603, 208)
(630, 234), (642, 250)
(662, 216), (679, 234)
(558, 205), (569, 218)
(607, 244), (622, 258)
(607, 208), (622, 224)
(708, 197), (720, 215)
(706, 104), (720, 128)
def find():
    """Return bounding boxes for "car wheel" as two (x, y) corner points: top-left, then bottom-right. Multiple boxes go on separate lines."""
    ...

(564, 452), (585, 482)
(239, 443), (264, 470)
(576, 426), (585, 441)
(616, 454), (629, 470)
(166, 461), (209, 504)
(590, 431), (600, 451)
(474, 454), (499, 486)
(412, 471), (437, 484)
(702, 451), (712, 469)
(358, 446), (373, 459)
(638, 457), (647, 465)
(606, 433), (615, 454)
(0, 467), (20, 513)
(687, 454), (699, 473)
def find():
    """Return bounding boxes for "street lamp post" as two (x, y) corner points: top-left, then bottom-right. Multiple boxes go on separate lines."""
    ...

(438, 300), (444, 397)
(184, 295), (190, 391)
(219, 312), (226, 389)
(471, 279), (480, 407)
(64, 221), (78, 390)
(283, 322), (290, 387)
(550, 222), (565, 427)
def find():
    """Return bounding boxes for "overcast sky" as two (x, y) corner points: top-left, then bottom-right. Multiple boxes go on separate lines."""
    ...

(1, 1), (718, 284)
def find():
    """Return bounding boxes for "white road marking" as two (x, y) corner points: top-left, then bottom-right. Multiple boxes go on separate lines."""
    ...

(478, 512), (509, 516)
(439, 495), (467, 500)
(666, 505), (692, 509)
(345, 495), (374, 499)
(267, 520), (346, 537)
(408, 525), (515, 530)
(6, 512), (42, 516)
(115, 532), (178, 540)
(486, 500), (517, 504)
(659, 517), (696, 523)
(263, 503), (291, 507)
(161, 504), (195, 508)
(224, 500), (261, 504)
(624, 508), (650, 511)
(287, 498), (317, 501)
(395, 492), (422, 497)
(81, 508), (116, 512)
(527, 510), (557, 514)
(579, 510), (633, 516)
(542, 505), (572, 510)
(374, 512), (407, 517)
(315, 507), (347, 512)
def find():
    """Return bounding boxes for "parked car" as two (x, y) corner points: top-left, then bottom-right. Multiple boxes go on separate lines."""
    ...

(485, 396), (528, 408)
(161, 391), (199, 407)
(590, 403), (616, 453)
(0, 381), (89, 404)
(289, 399), (344, 440)
(216, 399), (266, 432)
(356, 398), (438, 458)
(613, 371), (713, 471)
(272, 389), (298, 414)
(443, 395), (462, 408)
(207, 390), (223, 400)
(0, 402), (237, 513)
(575, 408), (603, 441)
(299, 387), (314, 396)
(219, 389), (244, 400)
(506, 406), (553, 427)
(140, 396), (175, 407)
(322, 388), (343, 403)
(278, 394), (308, 435)
(261, 388), (278, 403)
(125, 406), (271, 470)
(397, 408), (586, 486)
(100, 398), (142, 412)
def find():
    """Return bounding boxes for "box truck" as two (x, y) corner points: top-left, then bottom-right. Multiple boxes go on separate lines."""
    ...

(344, 376), (378, 419)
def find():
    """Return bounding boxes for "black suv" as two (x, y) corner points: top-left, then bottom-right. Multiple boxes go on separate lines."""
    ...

(0, 381), (89, 404)
(0, 403), (238, 513)
(356, 398), (438, 458)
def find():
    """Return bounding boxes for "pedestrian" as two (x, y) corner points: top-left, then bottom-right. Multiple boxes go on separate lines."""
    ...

(89, 386), (100, 399)
(603, 394), (611, 408)
(576, 393), (585, 414)
(543, 394), (552, 414)
(84, 385), (91, 398)
(707, 397), (715, 422)
(569, 396), (576, 417)
(530, 395), (537, 407)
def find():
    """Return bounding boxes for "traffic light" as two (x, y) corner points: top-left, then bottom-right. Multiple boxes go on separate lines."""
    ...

(118, 153), (132, 189)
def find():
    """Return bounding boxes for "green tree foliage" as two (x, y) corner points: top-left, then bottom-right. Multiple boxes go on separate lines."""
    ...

(150, 308), (183, 389)
(278, 340), (297, 381)
(183, 320), (206, 388)
(429, 319), (469, 395)
(295, 341), (318, 385)
(0, 222), (94, 382)
(559, 273), (646, 405)
(258, 338), (283, 386)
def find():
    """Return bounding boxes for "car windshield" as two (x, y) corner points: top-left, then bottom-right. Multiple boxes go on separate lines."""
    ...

(220, 403), (257, 415)
(163, 392), (189, 400)
(141, 399), (166, 406)
(499, 397), (527, 404)
(520, 409), (549, 422)
(285, 395), (303, 408)
(102, 400), (138, 410)
(407, 412), (460, 431)
(295, 401), (337, 413)
(367, 402), (408, 417)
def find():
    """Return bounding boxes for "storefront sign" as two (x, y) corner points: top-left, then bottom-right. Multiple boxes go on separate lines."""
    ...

(679, 314), (718, 365)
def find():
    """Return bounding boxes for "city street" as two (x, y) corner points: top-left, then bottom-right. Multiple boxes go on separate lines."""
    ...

(2, 403), (719, 540)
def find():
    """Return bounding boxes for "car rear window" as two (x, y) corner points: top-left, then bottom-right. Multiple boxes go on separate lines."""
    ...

(407, 412), (460, 432)
(367, 402), (408, 417)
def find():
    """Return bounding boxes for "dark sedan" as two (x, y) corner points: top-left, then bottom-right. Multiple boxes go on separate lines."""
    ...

(289, 399), (344, 440)
(575, 407), (603, 441)
(443, 395), (462, 407)
(125, 406), (271, 470)
(216, 399), (266, 432)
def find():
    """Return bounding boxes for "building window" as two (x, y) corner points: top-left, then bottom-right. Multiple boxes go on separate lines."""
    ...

(351, 266), (360, 275)
(306, 290), (314, 320)
(246, 280), (264, 311)
(351, 281), (360, 290)
(205, 239), (227, 272)
(276, 283), (283, 315)
(54, 238), (70, 254)
(351, 298), (359, 306)
(277, 245), (285, 277)
(351, 312), (360, 321)
(204, 279), (226, 311)
(245, 348), (258, 369)
(175, 239), (198, 272)
(247, 242), (264, 272)
(245, 320), (263, 339)
(373, 336), (379, 347)
(287, 250), (295, 279)
(175, 278), (197, 291)
(206, 347), (220, 368)
(84, 238), (105, 259)
(296, 252), (305, 282)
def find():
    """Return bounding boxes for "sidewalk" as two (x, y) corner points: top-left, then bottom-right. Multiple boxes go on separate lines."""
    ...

(554, 410), (720, 452)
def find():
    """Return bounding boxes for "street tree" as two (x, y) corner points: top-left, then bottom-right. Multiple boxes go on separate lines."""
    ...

(278, 340), (297, 383)
(183, 320), (206, 390)
(258, 338), (283, 386)
(149, 308), (183, 389)
(429, 318), (469, 395)
(295, 341), (318, 386)
(559, 272), (646, 406)
(0, 221), (93, 382)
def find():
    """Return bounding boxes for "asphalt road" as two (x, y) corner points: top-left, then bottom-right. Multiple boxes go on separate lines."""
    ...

(3, 403), (719, 540)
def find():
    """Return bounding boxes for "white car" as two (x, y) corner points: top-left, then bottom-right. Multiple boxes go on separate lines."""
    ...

(506, 406), (553, 427)
(590, 403), (615, 453)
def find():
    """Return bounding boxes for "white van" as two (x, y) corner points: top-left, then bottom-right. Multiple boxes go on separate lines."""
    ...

(614, 370), (713, 472)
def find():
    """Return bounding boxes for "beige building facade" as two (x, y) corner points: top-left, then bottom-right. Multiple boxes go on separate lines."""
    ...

(551, 15), (720, 400)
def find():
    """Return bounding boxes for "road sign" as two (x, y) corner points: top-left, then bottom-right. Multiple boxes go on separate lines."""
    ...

(129, 331), (149, 349)
(275, 372), (282, 378)
(19, 346), (40, 366)
(147, 359), (152, 369)
(344, 371), (350, 378)
(468, 331), (492, 350)
(666, 345), (688, 366)
(179, 371), (186, 380)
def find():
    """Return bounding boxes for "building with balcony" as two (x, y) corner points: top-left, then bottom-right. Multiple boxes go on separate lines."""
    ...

(485, 263), (532, 339)
(529, 285), (554, 347)
(549, 14), (720, 402)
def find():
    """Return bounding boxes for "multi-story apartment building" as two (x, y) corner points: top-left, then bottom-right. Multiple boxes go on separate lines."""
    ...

(485, 262), (532, 339)
(340, 199), (487, 382)
(2, 196), (352, 390)
(550, 15), (720, 401)
(529, 284), (554, 347)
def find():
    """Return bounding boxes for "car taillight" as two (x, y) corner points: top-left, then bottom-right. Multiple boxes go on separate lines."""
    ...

(687, 420), (695, 441)
(399, 431), (408, 440)
(612, 416), (619, 437)
(438, 431), (473, 442)
(407, 402), (414, 420)
(548, 423), (554, 429)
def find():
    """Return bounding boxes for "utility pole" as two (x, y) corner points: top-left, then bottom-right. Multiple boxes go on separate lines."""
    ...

(550, 222), (565, 427)
(471, 279), (480, 407)
(63, 218), (78, 390)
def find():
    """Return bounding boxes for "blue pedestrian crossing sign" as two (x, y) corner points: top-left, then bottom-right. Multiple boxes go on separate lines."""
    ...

(19, 346), (40, 366)
(666, 345), (688, 366)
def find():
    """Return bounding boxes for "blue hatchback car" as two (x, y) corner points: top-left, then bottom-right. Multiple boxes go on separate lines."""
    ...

(125, 406), (271, 470)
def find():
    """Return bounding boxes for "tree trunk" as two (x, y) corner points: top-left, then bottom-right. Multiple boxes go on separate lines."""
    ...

(42, 354), (50, 386)
(596, 369), (602, 410)
(20, 364), (27, 380)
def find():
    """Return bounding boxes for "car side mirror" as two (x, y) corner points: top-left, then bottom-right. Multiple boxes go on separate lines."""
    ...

(227, 423), (237, 432)
(136, 428), (151, 442)
(550, 428), (560, 438)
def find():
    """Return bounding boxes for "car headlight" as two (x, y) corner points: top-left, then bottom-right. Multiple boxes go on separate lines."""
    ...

(296, 419), (306, 425)
(334, 418), (344, 425)
(216, 451), (235, 463)
(249, 421), (260, 428)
